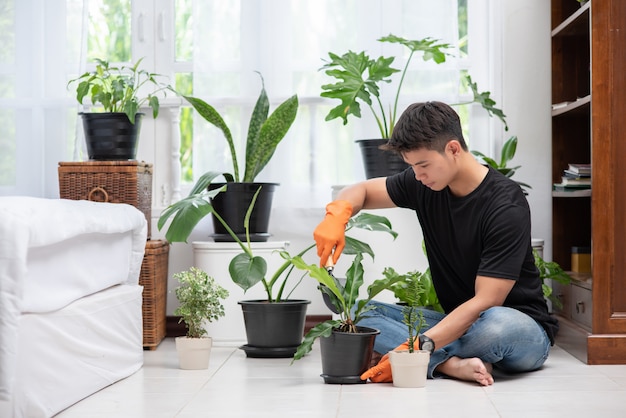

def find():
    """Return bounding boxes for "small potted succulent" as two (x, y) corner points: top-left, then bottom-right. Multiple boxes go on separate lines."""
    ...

(67, 57), (171, 160)
(387, 278), (430, 388)
(173, 267), (229, 370)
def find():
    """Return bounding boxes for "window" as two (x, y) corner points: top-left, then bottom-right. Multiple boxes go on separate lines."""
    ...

(1, 0), (498, 207)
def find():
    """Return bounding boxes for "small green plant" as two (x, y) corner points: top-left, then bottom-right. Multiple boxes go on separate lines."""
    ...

(67, 57), (170, 124)
(182, 72), (298, 183)
(385, 267), (444, 313)
(320, 34), (507, 139)
(287, 251), (404, 361)
(173, 267), (229, 338)
(533, 250), (572, 309)
(400, 279), (428, 353)
(471, 135), (532, 194)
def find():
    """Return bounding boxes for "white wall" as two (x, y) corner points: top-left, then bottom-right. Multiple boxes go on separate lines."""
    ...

(149, 0), (553, 318)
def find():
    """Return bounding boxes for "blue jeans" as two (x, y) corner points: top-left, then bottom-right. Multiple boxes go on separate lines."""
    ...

(357, 301), (551, 379)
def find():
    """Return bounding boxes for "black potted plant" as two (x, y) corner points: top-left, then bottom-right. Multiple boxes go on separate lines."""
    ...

(159, 186), (397, 358)
(320, 34), (506, 178)
(178, 72), (298, 242)
(67, 57), (171, 160)
(286, 250), (404, 384)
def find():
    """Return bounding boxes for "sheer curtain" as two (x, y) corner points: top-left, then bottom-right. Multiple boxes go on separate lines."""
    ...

(0, 0), (86, 198)
(190, 0), (493, 209)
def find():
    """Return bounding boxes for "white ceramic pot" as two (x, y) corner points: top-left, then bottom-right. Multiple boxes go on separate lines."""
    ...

(175, 336), (212, 370)
(389, 350), (430, 388)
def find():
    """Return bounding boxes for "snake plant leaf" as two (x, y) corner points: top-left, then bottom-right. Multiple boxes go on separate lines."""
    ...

(243, 94), (299, 182)
(244, 76), (270, 179)
(183, 95), (240, 182)
(157, 186), (225, 243)
(229, 252), (267, 292)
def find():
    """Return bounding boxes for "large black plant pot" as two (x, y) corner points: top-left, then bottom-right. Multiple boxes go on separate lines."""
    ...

(81, 112), (143, 160)
(238, 299), (310, 358)
(319, 326), (380, 384)
(208, 182), (277, 242)
(356, 139), (409, 179)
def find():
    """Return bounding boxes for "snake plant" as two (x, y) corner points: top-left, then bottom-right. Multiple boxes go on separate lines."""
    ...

(184, 72), (298, 183)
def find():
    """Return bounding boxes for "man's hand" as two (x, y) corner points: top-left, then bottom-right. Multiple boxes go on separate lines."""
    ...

(360, 341), (418, 383)
(313, 200), (353, 266)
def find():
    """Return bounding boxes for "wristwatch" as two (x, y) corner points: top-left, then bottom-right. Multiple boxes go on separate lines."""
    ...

(418, 334), (435, 354)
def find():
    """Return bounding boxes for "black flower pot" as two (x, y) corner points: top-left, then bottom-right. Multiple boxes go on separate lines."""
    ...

(356, 138), (409, 179)
(208, 182), (277, 242)
(81, 112), (143, 160)
(319, 326), (380, 384)
(238, 299), (310, 358)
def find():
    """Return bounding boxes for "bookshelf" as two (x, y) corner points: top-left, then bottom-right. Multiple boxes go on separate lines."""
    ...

(551, 0), (626, 364)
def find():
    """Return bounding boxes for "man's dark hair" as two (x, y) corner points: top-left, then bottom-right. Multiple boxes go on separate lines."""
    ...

(382, 101), (468, 154)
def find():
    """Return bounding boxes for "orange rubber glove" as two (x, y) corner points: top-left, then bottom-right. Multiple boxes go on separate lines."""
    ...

(313, 200), (353, 266)
(360, 341), (418, 383)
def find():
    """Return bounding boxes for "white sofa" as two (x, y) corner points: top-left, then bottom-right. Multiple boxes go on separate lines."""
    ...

(0, 197), (147, 418)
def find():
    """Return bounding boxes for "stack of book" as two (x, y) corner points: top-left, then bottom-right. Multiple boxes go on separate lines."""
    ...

(553, 163), (591, 195)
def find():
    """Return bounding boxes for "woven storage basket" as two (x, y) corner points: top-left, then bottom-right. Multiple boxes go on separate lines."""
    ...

(140, 239), (169, 350)
(58, 161), (153, 238)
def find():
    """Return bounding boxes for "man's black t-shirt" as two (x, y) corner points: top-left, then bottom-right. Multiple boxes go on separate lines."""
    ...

(386, 166), (558, 344)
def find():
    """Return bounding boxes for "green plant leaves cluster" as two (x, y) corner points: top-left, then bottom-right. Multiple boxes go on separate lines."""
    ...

(289, 251), (405, 362)
(173, 267), (229, 338)
(320, 34), (454, 138)
(68, 57), (170, 124)
(184, 73), (298, 183)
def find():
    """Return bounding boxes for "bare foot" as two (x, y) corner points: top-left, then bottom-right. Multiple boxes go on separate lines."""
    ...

(436, 356), (494, 386)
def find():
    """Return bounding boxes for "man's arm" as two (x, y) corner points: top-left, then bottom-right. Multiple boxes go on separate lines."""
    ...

(422, 275), (515, 349)
(335, 177), (396, 212)
(314, 178), (396, 265)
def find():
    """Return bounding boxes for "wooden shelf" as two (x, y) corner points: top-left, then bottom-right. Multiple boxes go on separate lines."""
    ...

(551, 0), (626, 364)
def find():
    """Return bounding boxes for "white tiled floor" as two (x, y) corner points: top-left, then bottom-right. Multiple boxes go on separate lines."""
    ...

(56, 339), (626, 418)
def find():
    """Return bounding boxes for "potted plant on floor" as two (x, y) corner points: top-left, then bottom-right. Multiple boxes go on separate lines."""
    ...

(387, 278), (430, 388)
(320, 34), (507, 178)
(67, 57), (171, 160)
(286, 251), (404, 384)
(159, 187), (397, 358)
(173, 267), (229, 370)
(178, 72), (298, 242)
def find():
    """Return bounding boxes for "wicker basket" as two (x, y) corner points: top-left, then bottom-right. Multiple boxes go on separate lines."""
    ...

(140, 240), (169, 350)
(58, 161), (153, 238)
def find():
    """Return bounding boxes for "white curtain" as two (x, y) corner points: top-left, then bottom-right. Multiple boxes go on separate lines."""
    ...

(0, 0), (86, 198)
(190, 0), (491, 209)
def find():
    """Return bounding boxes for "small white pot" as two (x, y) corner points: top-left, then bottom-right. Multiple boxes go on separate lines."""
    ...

(175, 336), (212, 370)
(389, 350), (430, 388)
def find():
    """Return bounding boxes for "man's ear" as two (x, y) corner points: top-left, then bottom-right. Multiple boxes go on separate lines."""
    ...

(446, 140), (462, 156)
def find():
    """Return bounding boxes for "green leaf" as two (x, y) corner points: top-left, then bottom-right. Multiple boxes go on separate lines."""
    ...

(292, 320), (340, 361)
(228, 252), (267, 292)
(378, 34), (453, 64)
(465, 74), (508, 131)
(184, 95), (239, 182)
(320, 50), (398, 127)
(157, 186), (225, 243)
(243, 94), (298, 182)
(244, 74), (270, 180)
